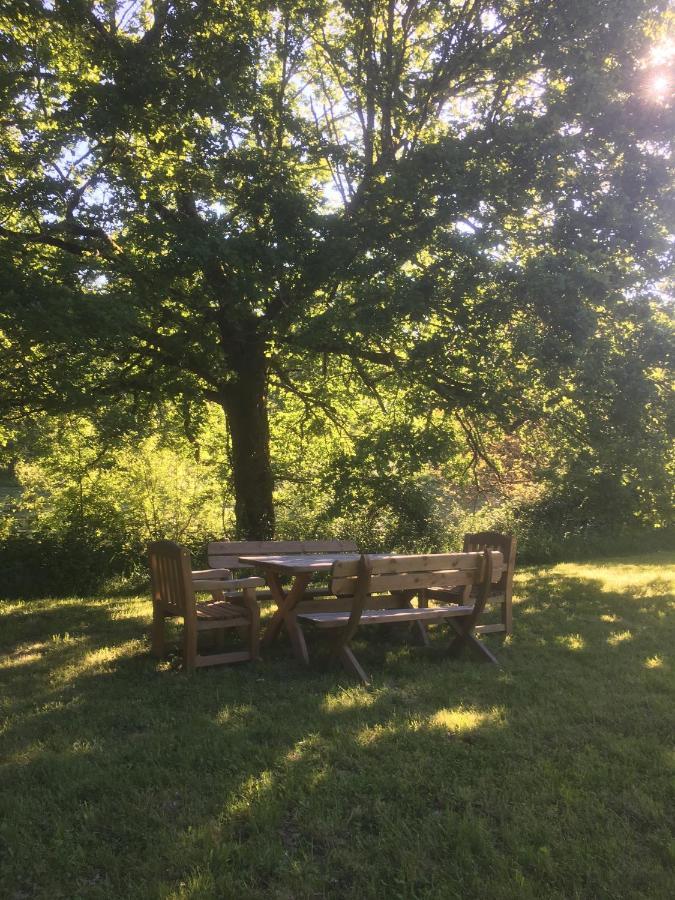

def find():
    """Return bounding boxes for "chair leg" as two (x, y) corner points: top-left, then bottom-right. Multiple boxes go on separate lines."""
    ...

(245, 588), (260, 661)
(151, 606), (166, 658)
(183, 619), (198, 672)
(211, 590), (228, 651)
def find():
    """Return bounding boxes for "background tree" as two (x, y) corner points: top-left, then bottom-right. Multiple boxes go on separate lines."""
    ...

(1, 0), (672, 538)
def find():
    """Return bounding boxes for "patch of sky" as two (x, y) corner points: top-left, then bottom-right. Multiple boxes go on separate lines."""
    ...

(480, 8), (506, 35)
(454, 217), (481, 235)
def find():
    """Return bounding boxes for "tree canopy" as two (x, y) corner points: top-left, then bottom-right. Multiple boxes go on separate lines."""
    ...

(1, 0), (673, 539)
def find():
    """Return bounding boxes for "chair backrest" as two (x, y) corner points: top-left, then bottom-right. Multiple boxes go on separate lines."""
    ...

(148, 540), (196, 617)
(329, 550), (504, 597)
(207, 539), (359, 571)
(463, 532), (516, 596)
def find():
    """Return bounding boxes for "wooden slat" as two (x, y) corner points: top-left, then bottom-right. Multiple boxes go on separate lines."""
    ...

(331, 565), (504, 596)
(331, 550), (503, 577)
(239, 554), (357, 574)
(427, 587), (506, 605)
(192, 577), (265, 592)
(192, 568), (232, 579)
(474, 623), (506, 634)
(194, 650), (251, 666)
(293, 594), (412, 614)
(298, 604), (475, 628)
(196, 601), (247, 619)
(208, 540), (358, 569)
(235, 586), (333, 602)
(196, 616), (250, 630)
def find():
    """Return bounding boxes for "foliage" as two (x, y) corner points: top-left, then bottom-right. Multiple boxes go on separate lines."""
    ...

(0, 409), (232, 594)
(0, 0), (673, 538)
(1, 374), (672, 594)
(2, 552), (675, 898)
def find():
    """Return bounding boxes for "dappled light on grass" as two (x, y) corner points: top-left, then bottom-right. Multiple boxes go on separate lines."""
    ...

(214, 704), (254, 727)
(543, 559), (675, 600)
(426, 706), (504, 734)
(1, 552), (674, 898)
(355, 706), (504, 745)
(229, 770), (276, 819)
(321, 687), (376, 713)
(556, 634), (586, 651)
(607, 630), (633, 647)
(56, 638), (146, 683)
(644, 655), (666, 669)
(0, 640), (49, 669)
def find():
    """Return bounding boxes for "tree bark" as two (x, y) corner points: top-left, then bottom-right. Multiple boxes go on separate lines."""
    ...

(220, 343), (275, 540)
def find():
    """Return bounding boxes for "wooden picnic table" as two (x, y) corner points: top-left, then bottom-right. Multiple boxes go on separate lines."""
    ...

(239, 553), (361, 664)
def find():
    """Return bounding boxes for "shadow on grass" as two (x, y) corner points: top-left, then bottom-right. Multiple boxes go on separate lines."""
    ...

(1, 561), (674, 898)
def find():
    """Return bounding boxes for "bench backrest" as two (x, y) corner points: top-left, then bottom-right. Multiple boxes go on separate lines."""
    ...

(149, 540), (196, 618)
(328, 549), (502, 644)
(208, 539), (359, 571)
(464, 532), (516, 597)
(329, 550), (504, 597)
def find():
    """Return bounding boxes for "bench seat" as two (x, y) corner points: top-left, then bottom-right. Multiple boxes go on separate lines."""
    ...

(298, 603), (474, 628)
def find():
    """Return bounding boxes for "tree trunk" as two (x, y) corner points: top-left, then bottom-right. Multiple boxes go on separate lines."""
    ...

(220, 344), (275, 540)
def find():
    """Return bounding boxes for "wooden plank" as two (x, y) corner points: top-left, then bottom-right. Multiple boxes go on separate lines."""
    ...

(239, 553), (359, 574)
(474, 623), (506, 634)
(191, 567), (232, 579)
(194, 650), (251, 667)
(293, 594), (413, 614)
(192, 576), (265, 591)
(208, 540), (358, 568)
(298, 605), (475, 628)
(196, 616), (250, 630)
(331, 550), (503, 577)
(331, 567), (505, 595)
(426, 588), (506, 605)
(196, 601), (243, 618)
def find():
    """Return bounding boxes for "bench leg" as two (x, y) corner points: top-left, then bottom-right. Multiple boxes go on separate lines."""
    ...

(448, 622), (499, 665)
(337, 645), (371, 687)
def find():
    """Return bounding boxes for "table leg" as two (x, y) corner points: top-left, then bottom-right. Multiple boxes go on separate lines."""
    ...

(392, 589), (430, 647)
(261, 572), (312, 664)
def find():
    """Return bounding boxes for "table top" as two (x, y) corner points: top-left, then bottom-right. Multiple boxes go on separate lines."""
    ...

(239, 553), (360, 574)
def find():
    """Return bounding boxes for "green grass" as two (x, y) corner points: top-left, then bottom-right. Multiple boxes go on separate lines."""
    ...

(1, 552), (674, 899)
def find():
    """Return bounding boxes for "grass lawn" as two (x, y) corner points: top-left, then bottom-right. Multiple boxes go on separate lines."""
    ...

(1, 552), (674, 899)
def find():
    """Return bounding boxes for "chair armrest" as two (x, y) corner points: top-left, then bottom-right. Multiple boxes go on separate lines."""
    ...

(224, 577), (266, 589)
(192, 568), (232, 580)
(193, 577), (265, 592)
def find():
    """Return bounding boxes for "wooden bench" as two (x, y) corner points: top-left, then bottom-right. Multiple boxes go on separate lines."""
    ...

(193, 540), (359, 600)
(296, 549), (504, 685)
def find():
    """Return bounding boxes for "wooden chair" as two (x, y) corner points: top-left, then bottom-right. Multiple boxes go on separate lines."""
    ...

(194, 540), (359, 599)
(295, 549), (503, 685)
(425, 532), (516, 636)
(148, 540), (264, 671)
